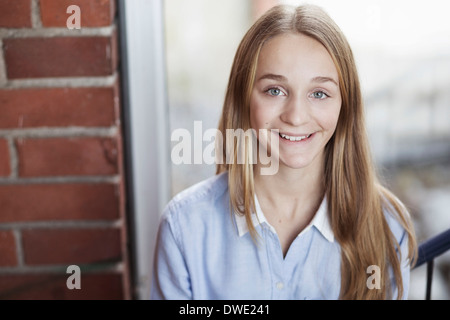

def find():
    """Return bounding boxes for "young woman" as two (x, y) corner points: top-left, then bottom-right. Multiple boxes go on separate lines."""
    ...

(151, 4), (417, 300)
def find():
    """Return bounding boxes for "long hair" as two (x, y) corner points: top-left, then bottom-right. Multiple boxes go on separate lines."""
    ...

(216, 4), (417, 299)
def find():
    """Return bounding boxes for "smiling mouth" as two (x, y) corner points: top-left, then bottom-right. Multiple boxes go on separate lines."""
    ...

(279, 132), (313, 142)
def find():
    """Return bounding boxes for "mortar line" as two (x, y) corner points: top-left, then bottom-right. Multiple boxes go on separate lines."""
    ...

(0, 262), (124, 275)
(0, 38), (7, 86)
(3, 73), (118, 89)
(0, 175), (121, 185)
(30, 0), (42, 29)
(6, 136), (18, 179)
(0, 126), (118, 139)
(12, 229), (25, 267)
(0, 219), (123, 230)
(0, 25), (115, 39)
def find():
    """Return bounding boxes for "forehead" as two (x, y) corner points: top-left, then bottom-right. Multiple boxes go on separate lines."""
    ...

(256, 33), (338, 81)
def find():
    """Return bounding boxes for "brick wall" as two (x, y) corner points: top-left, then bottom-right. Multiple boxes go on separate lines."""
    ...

(0, 0), (131, 299)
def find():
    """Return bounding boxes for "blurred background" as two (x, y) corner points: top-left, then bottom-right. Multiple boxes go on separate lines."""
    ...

(165, 0), (450, 299)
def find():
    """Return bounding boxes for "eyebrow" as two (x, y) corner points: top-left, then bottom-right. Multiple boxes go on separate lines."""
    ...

(257, 73), (338, 87)
(311, 76), (339, 86)
(257, 73), (287, 82)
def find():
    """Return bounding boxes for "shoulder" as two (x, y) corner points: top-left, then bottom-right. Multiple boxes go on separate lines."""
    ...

(381, 195), (410, 245)
(161, 171), (229, 227)
(167, 171), (228, 212)
(380, 192), (415, 299)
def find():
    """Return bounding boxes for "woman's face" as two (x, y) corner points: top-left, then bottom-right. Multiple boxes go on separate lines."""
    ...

(250, 32), (342, 171)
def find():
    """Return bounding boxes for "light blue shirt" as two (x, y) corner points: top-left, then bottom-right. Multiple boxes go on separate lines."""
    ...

(150, 171), (411, 300)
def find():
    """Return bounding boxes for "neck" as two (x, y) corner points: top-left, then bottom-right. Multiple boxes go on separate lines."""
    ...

(253, 155), (325, 218)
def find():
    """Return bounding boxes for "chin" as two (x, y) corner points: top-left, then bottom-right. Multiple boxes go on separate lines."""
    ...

(279, 157), (313, 170)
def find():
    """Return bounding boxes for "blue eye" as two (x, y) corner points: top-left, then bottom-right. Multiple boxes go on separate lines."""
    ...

(267, 88), (282, 96)
(311, 91), (328, 99)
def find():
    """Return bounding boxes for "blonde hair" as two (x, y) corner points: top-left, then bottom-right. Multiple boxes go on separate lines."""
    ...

(216, 4), (417, 299)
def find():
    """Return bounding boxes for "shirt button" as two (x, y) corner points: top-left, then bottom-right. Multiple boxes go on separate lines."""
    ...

(276, 282), (284, 290)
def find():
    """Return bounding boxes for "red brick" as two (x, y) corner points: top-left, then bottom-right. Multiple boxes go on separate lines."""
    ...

(0, 273), (124, 299)
(0, 230), (17, 267)
(0, 183), (120, 223)
(0, 87), (118, 129)
(16, 137), (119, 177)
(40, 0), (116, 27)
(0, 0), (32, 28)
(0, 139), (11, 177)
(22, 227), (121, 265)
(3, 36), (117, 79)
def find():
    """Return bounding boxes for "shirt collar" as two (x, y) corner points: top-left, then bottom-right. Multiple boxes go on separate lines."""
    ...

(234, 194), (334, 243)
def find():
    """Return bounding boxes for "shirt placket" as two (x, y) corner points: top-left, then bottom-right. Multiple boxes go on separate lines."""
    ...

(264, 224), (289, 299)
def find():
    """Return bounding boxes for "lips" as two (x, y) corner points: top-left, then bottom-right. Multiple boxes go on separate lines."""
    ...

(279, 132), (313, 142)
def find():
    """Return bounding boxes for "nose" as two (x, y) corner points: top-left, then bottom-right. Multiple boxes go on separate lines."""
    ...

(280, 95), (311, 126)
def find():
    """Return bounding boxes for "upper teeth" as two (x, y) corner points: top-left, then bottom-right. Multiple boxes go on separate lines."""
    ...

(280, 133), (311, 141)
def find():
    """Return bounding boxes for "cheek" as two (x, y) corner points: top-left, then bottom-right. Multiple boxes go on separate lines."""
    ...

(317, 103), (341, 133)
(328, 109), (341, 131)
(249, 95), (271, 130)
